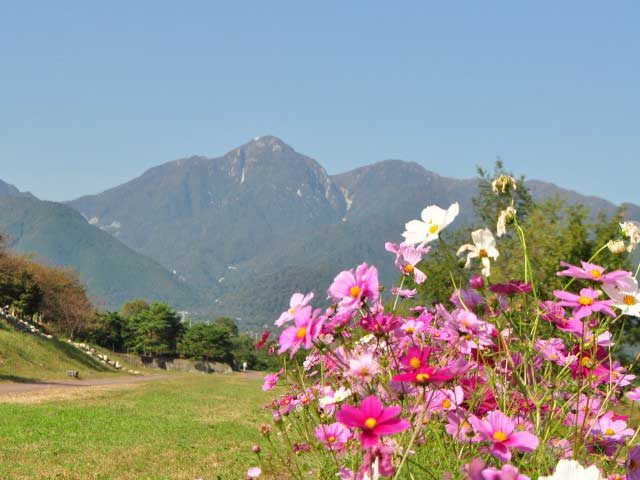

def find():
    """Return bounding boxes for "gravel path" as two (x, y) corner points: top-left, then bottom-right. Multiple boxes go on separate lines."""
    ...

(0, 374), (173, 395)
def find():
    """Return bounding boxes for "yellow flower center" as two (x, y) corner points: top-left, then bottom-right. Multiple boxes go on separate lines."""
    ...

(623, 295), (636, 306)
(296, 327), (307, 339)
(442, 399), (452, 409)
(462, 421), (471, 429)
(429, 224), (439, 234)
(409, 357), (421, 369)
(478, 249), (488, 258)
(580, 356), (592, 368)
(590, 269), (602, 279)
(359, 367), (369, 377)
(405, 327), (415, 334)
(404, 264), (414, 273)
(364, 418), (377, 430)
(604, 428), (615, 436)
(349, 286), (361, 298)
(416, 372), (430, 383)
(289, 307), (296, 315)
(578, 296), (594, 306)
(492, 431), (508, 442)
(327, 435), (336, 443)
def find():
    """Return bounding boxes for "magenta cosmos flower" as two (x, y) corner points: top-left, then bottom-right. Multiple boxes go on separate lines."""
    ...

(553, 288), (615, 320)
(470, 410), (539, 462)
(336, 395), (409, 449)
(328, 263), (379, 312)
(277, 306), (323, 358)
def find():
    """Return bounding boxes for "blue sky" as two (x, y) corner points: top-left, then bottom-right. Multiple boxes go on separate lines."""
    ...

(1, 2), (638, 205)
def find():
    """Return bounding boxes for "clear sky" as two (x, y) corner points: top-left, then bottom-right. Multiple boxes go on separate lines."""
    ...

(1, 2), (638, 204)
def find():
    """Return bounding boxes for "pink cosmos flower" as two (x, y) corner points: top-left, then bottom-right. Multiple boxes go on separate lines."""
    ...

(539, 301), (585, 335)
(313, 422), (352, 451)
(262, 369), (283, 391)
(446, 411), (480, 442)
(627, 387), (640, 402)
(553, 288), (615, 320)
(275, 292), (314, 327)
(627, 445), (640, 480)
(391, 287), (417, 298)
(328, 263), (379, 312)
(277, 306), (323, 358)
(428, 386), (464, 412)
(385, 241), (430, 284)
(247, 466), (261, 479)
(470, 410), (539, 462)
(592, 414), (633, 442)
(557, 261), (631, 286)
(336, 395), (410, 449)
(481, 464), (531, 480)
(347, 352), (382, 381)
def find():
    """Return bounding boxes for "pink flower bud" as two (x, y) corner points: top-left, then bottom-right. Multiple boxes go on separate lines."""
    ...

(469, 275), (485, 290)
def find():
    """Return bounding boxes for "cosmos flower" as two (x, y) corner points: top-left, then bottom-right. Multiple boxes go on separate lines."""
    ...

(603, 277), (640, 317)
(553, 288), (615, 320)
(538, 459), (603, 480)
(385, 241), (430, 284)
(457, 229), (499, 277)
(277, 306), (323, 358)
(621, 221), (640, 252)
(313, 422), (352, 451)
(627, 445), (640, 480)
(497, 205), (517, 237)
(275, 292), (314, 327)
(336, 395), (410, 449)
(328, 263), (379, 312)
(556, 261), (631, 286)
(402, 202), (459, 245)
(470, 410), (539, 462)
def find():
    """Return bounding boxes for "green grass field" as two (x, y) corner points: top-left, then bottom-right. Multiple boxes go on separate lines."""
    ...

(0, 374), (272, 480)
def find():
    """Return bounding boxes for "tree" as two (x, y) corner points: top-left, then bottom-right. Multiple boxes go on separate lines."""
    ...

(120, 299), (150, 318)
(180, 323), (233, 362)
(130, 302), (184, 356)
(91, 311), (125, 351)
(214, 316), (239, 337)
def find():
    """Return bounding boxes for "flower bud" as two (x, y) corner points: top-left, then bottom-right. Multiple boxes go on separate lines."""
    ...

(469, 275), (485, 290)
(251, 444), (261, 453)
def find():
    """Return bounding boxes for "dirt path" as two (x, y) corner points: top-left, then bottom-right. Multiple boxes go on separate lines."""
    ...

(0, 374), (173, 396)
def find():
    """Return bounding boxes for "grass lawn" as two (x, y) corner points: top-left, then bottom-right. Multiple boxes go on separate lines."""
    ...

(0, 373), (273, 479)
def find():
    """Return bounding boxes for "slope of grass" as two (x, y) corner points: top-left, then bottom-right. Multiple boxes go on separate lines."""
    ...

(0, 374), (271, 479)
(0, 318), (120, 382)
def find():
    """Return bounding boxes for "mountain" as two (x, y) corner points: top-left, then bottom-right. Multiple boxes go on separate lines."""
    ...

(0, 195), (198, 310)
(0, 179), (35, 199)
(66, 136), (640, 328)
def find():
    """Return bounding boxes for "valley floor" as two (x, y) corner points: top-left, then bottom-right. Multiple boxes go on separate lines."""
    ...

(0, 373), (272, 480)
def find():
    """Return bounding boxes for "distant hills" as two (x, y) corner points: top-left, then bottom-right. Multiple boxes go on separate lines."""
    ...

(0, 184), (198, 310)
(1, 138), (637, 328)
(61, 136), (640, 327)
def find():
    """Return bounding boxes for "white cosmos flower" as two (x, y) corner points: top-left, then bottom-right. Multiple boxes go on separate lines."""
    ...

(402, 202), (459, 245)
(621, 221), (640, 252)
(456, 228), (499, 277)
(538, 459), (603, 480)
(603, 276), (640, 317)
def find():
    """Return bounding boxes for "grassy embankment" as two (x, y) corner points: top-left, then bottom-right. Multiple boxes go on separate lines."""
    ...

(0, 317), (134, 382)
(0, 374), (271, 479)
